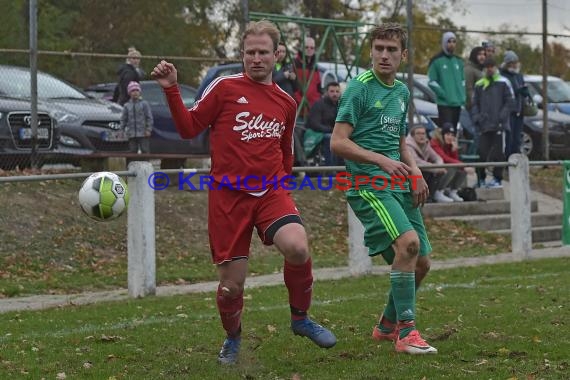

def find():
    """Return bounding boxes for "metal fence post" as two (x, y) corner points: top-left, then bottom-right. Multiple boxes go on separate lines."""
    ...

(127, 161), (156, 297)
(508, 154), (532, 258)
(347, 203), (372, 275)
(562, 161), (570, 245)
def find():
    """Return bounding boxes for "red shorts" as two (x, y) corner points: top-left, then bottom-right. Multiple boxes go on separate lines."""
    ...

(208, 186), (303, 265)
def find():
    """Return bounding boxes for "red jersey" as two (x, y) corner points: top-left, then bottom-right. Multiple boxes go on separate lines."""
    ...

(164, 73), (297, 191)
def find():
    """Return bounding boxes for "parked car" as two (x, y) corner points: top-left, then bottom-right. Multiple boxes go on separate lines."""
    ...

(524, 75), (570, 115)
(520, 109), (570, 159)
(396, 73), (436, 103)
(0, 65), (126, 162)
(84, 81), (207, 163)
(0, 97), (58, 170)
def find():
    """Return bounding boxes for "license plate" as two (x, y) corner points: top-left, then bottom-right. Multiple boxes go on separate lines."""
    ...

(19, 128), (49, 140)
(101, 131), (128, 142)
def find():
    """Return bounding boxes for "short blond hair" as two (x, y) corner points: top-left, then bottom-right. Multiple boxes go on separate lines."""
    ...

(127, 49), (141, 58)
(241, 20), (280, 52)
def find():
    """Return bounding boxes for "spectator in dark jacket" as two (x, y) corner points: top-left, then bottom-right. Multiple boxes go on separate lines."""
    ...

(464, 47), (486, 112)
(306, 82), (341, 166)
(471, 57), (514, 188)
(112, 48), (143, 105)
(294, 37), (322, 117)
(499, 50), (529, 157)
(273, 42), (298, 98)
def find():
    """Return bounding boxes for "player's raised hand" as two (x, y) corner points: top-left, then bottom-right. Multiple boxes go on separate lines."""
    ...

(151, 60), (178, 88)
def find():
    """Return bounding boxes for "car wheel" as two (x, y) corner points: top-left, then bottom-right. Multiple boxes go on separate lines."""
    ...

(521, 129), (542, 160)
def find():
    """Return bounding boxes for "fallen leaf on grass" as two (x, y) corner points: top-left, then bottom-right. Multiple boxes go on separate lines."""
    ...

(498, 347), (510, 355)
(100, 335), (123, 342)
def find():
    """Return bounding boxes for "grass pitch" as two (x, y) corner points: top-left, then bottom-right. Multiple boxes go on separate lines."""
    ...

(0, 257), (568, 379)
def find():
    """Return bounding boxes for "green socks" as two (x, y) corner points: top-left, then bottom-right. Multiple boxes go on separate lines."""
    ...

(388, 270), (416, 338)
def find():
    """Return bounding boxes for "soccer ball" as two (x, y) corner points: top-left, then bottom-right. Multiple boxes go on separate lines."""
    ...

(78, 172), (129, 221)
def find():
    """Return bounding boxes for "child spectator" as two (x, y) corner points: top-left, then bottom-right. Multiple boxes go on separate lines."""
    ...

(120, 81), (153, 154)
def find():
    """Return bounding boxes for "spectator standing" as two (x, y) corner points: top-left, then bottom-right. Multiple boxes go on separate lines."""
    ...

(471, 57), (514, 188)
(113, 48), (143, 105)
(306, 82), (342, 166)
(482, 41), (496, 59)
(464, 47), (486, 112)
(273, 42), (298, 98)
(274, 42), (305, 167)
(499, 50), (529, 157)
(120, 81), (153, 154)
(428, 32), (466, 129)
(405, 125), (454, 203)
(294, 37), (322, 116)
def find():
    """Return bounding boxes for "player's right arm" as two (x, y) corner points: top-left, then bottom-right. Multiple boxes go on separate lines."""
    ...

(151, 60), (215, 139)
(330, 123), (410, 178)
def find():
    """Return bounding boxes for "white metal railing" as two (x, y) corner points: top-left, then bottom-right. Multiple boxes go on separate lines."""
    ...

(0, 154), (561, 297)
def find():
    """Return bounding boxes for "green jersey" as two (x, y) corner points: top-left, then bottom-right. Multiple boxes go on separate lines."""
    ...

(336, 69), (410, 194)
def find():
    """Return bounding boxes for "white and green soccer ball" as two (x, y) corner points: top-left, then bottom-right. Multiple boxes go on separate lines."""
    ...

(78, 172), (129, 221)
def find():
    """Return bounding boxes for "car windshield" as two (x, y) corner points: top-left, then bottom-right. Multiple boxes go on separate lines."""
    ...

(0, 68), (86, 100)
(528, 79), (570, 103)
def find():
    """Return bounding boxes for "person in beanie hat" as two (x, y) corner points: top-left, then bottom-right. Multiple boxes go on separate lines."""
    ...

(120, 81), (153, 154)
(482, 40), (496, 59)
(428, 31), (466, 131)
(499, 50), (530, 157)
(127, 81), (141, 94)
(430, 123), (476, 202)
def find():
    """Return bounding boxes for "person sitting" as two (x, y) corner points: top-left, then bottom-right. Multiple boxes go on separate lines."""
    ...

(305, 82), (342, 166)
(430, 123), (476, 202)
(406, 125), (452, 203)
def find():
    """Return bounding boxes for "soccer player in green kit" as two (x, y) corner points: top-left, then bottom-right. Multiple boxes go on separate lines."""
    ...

(331, 23), (437, 354)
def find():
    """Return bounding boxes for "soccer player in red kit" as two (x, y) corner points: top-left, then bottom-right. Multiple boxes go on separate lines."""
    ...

(151, 20), (336, 365)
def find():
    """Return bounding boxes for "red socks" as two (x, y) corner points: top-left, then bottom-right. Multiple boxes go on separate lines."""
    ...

(216, 285), (243, 337)
(284, 258), (313, 320)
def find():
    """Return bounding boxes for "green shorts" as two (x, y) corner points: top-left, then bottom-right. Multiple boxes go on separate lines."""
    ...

(347, 189), (432, 264)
